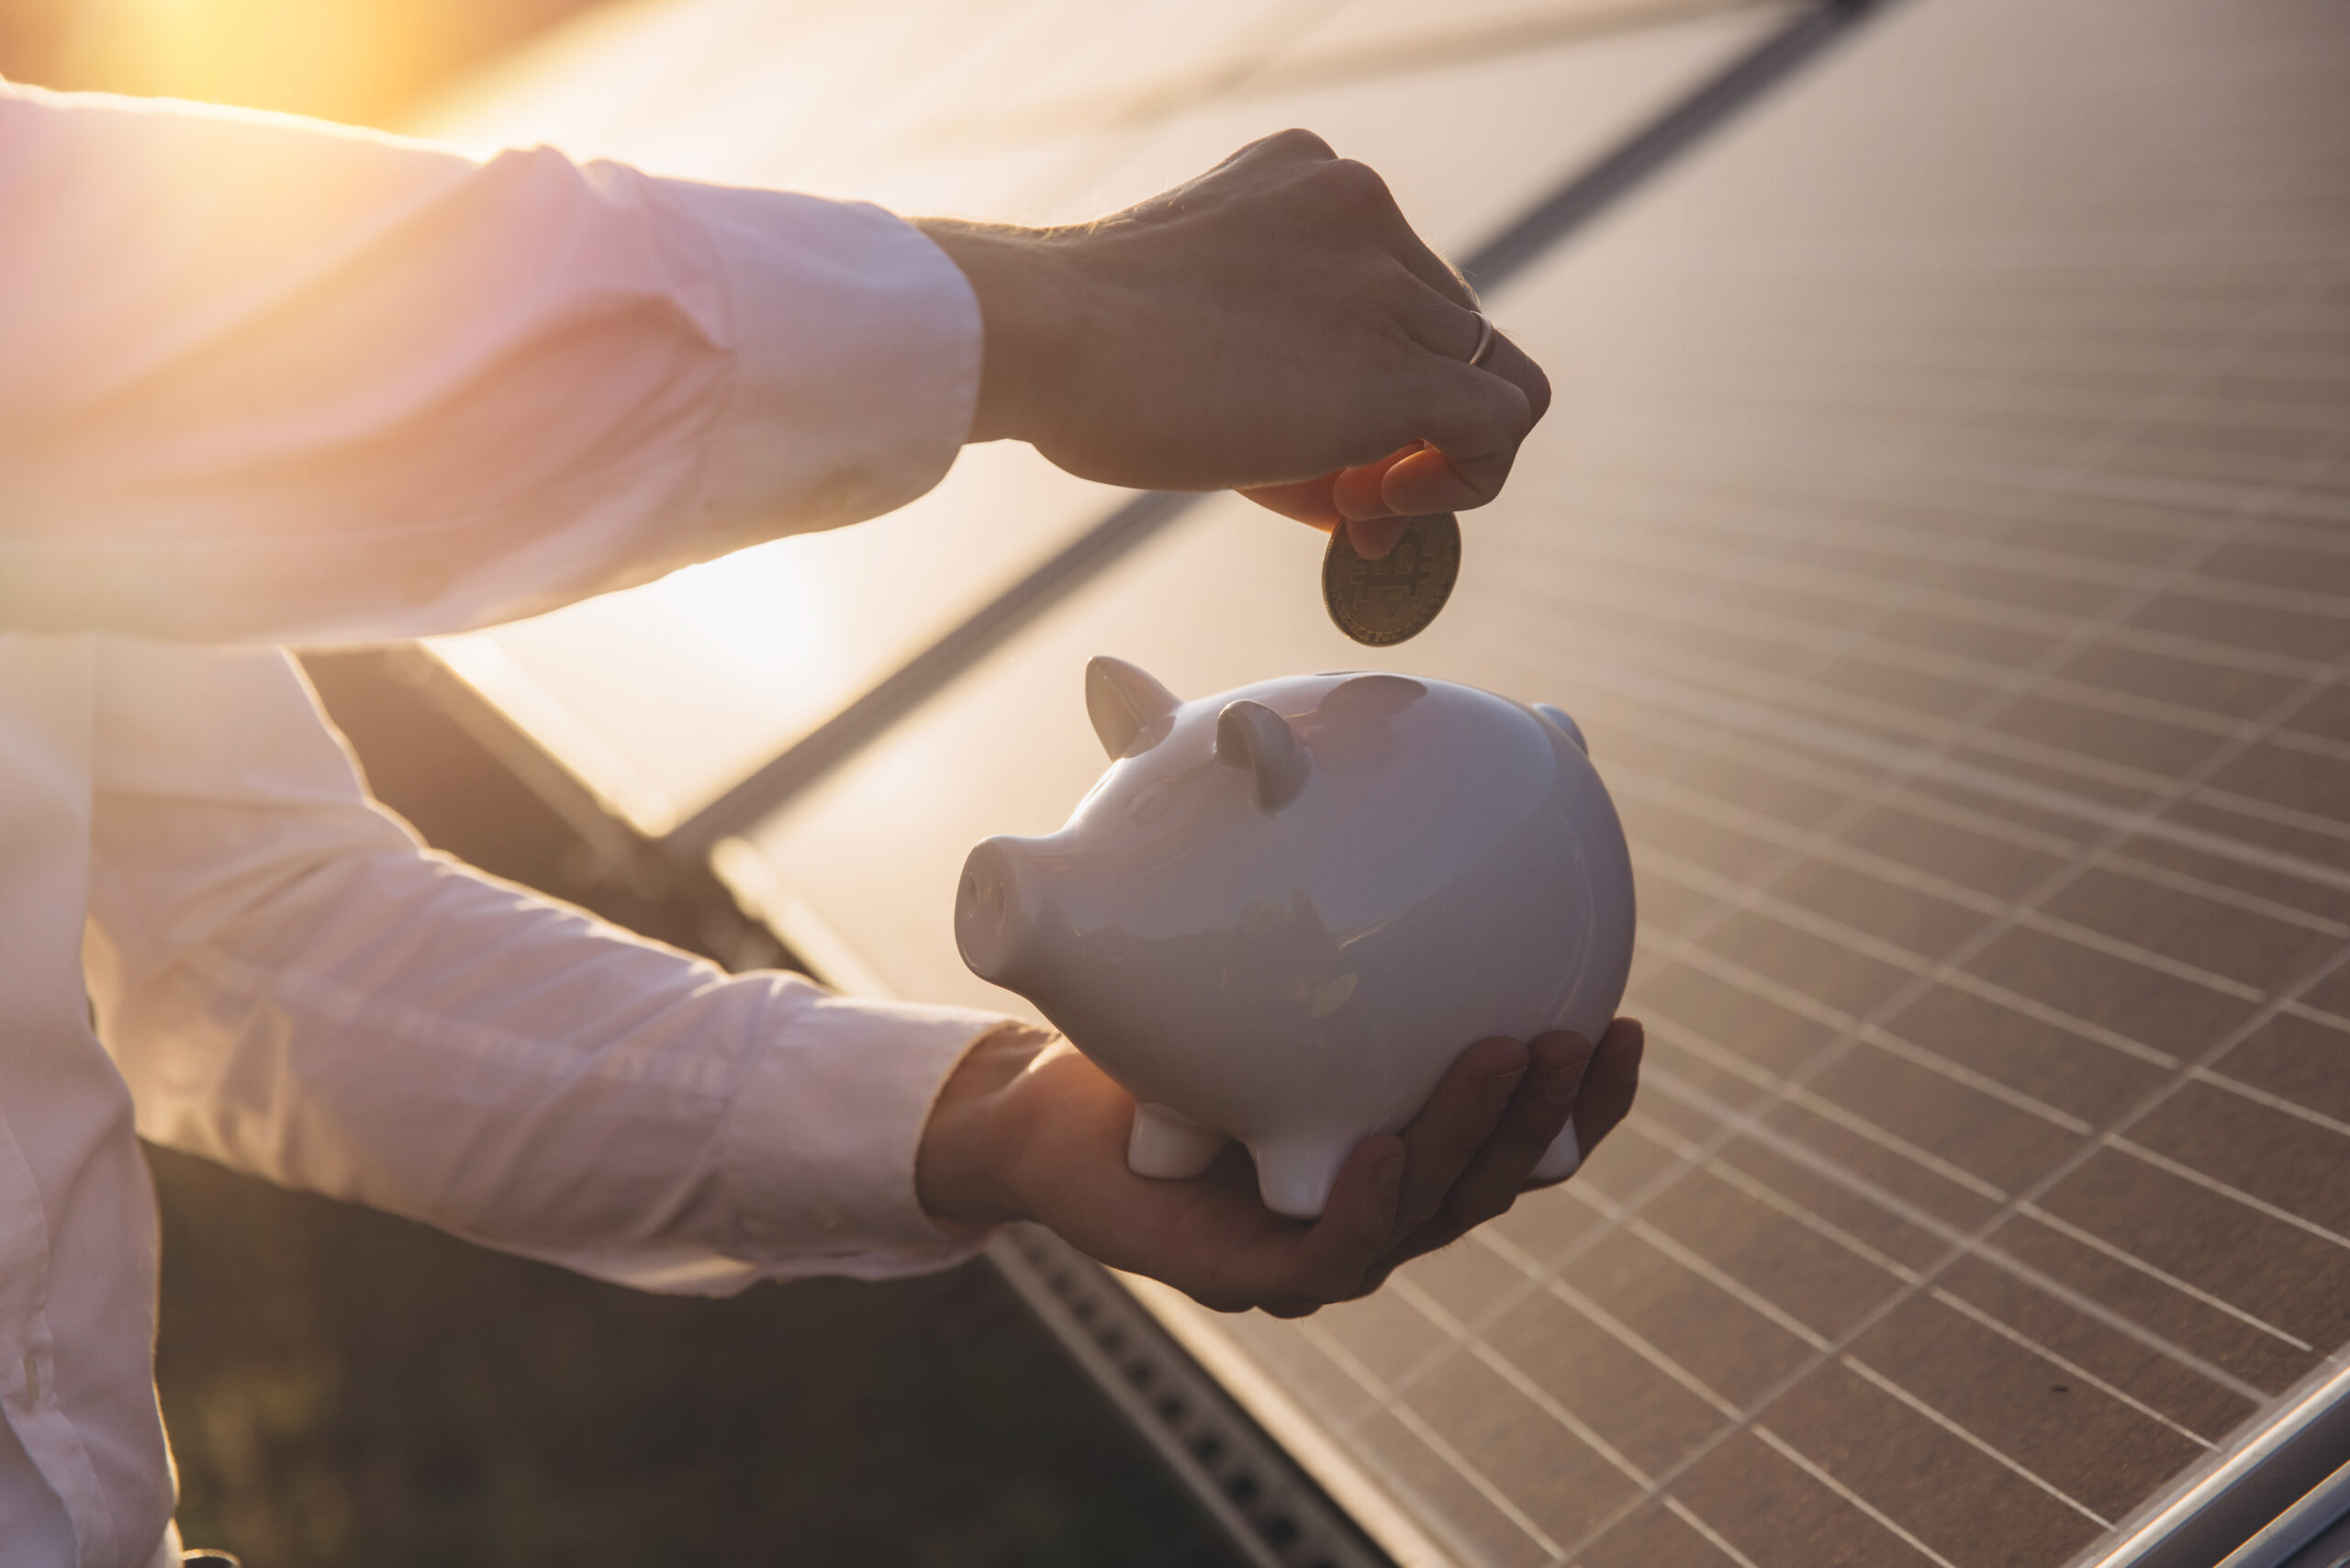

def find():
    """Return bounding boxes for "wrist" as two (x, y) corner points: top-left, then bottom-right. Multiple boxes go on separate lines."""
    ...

(914, 1024), (1055, 1226)
(911, 218), (1081, 446)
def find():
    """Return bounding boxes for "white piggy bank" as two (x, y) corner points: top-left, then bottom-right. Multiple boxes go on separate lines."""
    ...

(954, 656), (1637, 1219)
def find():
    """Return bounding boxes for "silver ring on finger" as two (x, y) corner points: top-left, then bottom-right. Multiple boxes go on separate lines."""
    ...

(1465, 309), (1497, 368)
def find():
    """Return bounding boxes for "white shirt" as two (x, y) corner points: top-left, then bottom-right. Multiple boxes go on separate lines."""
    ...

(0, 83), (1013, 1566)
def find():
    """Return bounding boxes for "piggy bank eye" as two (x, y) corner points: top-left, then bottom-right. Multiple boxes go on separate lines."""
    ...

(1125, 780), (1172, 824)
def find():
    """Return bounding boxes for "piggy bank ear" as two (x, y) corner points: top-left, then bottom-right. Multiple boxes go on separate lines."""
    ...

(1216, 700), (1311, 812)
(1536, 703), (1589, 755)
(1086, 656), (1181, 758)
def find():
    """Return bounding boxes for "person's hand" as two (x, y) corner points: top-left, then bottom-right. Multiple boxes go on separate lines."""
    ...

(916, 1019), (1642, 1316)
(912, 129), (1551, 560)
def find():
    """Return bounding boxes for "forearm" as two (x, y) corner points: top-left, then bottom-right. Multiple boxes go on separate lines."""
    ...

(84, 644), (1010, 1287)
(92, 843), (1011, 1288)
(0, 85), (978, 642)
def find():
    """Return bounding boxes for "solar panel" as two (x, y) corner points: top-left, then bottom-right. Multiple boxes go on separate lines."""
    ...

(413, 0), (1789, 834)
(705, 0), (2350, 1562)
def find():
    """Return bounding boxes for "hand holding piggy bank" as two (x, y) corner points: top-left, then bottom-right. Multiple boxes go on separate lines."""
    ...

(954, 656), (1637, 1218)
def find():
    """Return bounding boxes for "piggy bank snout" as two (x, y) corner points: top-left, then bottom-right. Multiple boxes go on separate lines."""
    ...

(955, 836), (1044, 988)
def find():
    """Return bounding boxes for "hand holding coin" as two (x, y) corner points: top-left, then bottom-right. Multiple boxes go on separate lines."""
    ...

(1324, 512), (1460, 646)
(1317, 308), (1495, 645)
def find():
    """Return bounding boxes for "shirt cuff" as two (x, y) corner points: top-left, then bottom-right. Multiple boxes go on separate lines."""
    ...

(663, 180), (981, 549)
(721, 990), (1028, 1280)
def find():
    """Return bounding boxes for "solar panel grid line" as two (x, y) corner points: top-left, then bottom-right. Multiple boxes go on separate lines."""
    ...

(1625, 787), (2284, 1008)
(1298, 1319), (1575, 1566)
(2280, 999), (2350, 1035)
(1566, 1191), (1839, 1354)
(1384, 1277), (1660, 1489)
(2191, 1069), (2350, 1148)
(1579, 631), (2350, 1337)
(2109, 1140), (2350, 1256)
(1568, 666), (2350, 902)
(1564, 414), (2350, 550)
(1840, 1354), (2114, 1529)
(1374, 1238), (1818, 1564)
(1563, 568), (2284, 744)
(1846, 859), (2257, 1008)
(2008, 466), (2350, 543)
(1607, 642), (2189, 797)
(1639, 852), (2254, 1067)
(1682, 1154), (1924, 1282)
(1762, 998), (2087, 1145)
(1508, 1110), (2267, 1562)
(1557, 536), (2346, 685)
(1490, 1245), (1751, 1420)
(2011, 1208), (2314, 1356)
(1626, 1058), (2275, 1412)
(1397, 1157), (1801, 1419)
(1614, 768), (2053, 918)
(1921, 1289), (2219, 1453)
(2085, 859), (2349, 942)
(1283, 1043), (2264, 1568)
(1660, 1493), (1767, 1568)
(1641, 914), (2184, 1074)
(2190, 786), (2350, 856)
(1532, 571), (2246, 770)
(1538, 558), (2304, 772)
(1484, 217), (2350, 1448)
(2267, 730), (2350, 770)
(1337, 1114), (1964, 1565)
(2166, 577), (2350, 629)
(1779, 1083), (2009, 1203)
(1606, 708), (2094, 860)
(1747, 1426), (1959, 1568)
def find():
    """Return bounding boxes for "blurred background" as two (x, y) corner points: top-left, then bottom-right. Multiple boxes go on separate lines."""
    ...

(0, 0), (599, 128)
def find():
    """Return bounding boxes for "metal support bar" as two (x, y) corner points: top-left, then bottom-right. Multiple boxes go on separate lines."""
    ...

(989, 1225), (1403, 1568)
(2224, 1458), (2350, 1568)
(2085, 1360), (2350, 1568)
(659, 0), (1886, 855)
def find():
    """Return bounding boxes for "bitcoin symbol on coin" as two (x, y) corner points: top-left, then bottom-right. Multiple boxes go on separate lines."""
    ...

(1321, 512), (1460, 646)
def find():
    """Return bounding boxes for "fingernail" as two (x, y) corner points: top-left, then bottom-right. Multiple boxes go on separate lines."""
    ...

(1380, 1151), (1406, 1198)
(1546, 1064), (1579, 1106)
(1487, 1069), (1527, 1114)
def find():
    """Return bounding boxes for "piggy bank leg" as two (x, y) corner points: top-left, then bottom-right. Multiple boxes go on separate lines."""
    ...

(1127, 1102), (1227, 1180)
(1530, 1123), (1582, 1184)
(1250, 1141), (1348, 1220)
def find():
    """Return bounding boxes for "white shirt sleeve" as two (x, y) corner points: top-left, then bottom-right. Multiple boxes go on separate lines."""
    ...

(81, 639), (1017, 1289)
(0, 83), (980, 644)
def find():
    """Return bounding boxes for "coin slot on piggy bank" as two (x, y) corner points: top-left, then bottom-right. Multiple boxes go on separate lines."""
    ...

(954, 655), (1637, 1219)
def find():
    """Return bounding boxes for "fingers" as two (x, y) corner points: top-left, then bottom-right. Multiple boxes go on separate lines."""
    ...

(1572, 1018), (1644, 1158)
(1233, 1133), (1404, 1317)
(1246, 138), (1546, 525)
(1389, 1036), (1528, 1243)
(1441, 1031), (1594, 1226)
(1248, 132), (1476, 312)
(1238, 474), (1346, 527)
(1334, 447), (1423, 556)
(1330, 446), (1419, 521)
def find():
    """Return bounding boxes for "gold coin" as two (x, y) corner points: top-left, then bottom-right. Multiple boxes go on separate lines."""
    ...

(1321, 512), (1460, 646)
